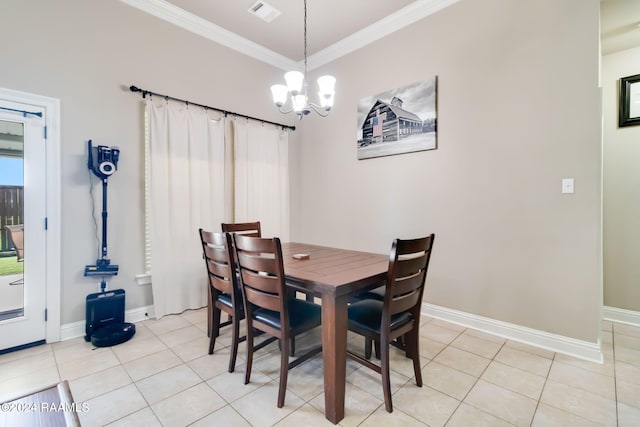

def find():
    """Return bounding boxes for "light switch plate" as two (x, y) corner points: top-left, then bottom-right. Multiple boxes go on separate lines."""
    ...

(562, 178), (574, 194)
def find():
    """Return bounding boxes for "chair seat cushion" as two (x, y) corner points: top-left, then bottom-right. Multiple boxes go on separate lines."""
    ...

(348, 299), (412, 335)
(254, 299), (321, 333)
(216, 293), (233, 308)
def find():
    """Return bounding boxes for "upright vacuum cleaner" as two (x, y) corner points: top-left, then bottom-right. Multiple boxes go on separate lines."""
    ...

(83, 140), (135, 346)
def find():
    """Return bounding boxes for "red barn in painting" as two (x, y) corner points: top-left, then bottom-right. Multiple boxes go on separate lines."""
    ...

(359, 97), (426, 146)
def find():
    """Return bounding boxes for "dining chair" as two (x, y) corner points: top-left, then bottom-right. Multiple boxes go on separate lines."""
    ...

(346, 234), (435, 412)
(233, 234), (322, 408)
(222, 220), (300, 354)
(4, 224), (24, 286)
(199, 229), (245, 373)
(203, 222), (260, 338)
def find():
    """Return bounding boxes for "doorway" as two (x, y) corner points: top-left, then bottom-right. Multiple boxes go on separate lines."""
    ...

(0, 88), (60, 351)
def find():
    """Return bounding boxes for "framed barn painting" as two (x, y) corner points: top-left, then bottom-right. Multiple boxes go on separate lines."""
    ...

(357, 77), (437, 160)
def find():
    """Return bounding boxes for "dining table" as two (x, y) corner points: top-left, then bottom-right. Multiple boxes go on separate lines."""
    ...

(281, 242), (389, 424)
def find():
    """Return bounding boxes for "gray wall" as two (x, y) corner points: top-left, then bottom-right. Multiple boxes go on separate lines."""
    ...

(0, 0), (294, 323)
(603, 46), (640, 311)
(1, 0), (604, 344)
(291, 0), (602, 342)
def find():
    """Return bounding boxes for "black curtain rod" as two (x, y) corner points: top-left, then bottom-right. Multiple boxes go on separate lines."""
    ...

(0, 106), (42, 118)
(129, 85), (295, 131)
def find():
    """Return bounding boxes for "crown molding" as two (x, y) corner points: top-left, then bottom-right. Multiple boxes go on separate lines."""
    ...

(308, 0), (460, 70)
(119, 0), (298, 71)
(120, 0), (459, 71)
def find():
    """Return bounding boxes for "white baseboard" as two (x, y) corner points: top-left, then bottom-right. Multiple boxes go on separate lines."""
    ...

(421, 303), (603, 364)
(603, 306), (640, 327)
(60, 305), (156, 341)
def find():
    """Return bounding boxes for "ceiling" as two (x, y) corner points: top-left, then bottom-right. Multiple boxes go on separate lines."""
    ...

(122, 0), (640, 69)
(601, 0), (640, 55)
(121, 0), (460, 70)
(168, 0), (415, 60)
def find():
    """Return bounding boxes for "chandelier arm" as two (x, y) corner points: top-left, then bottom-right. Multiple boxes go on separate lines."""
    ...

(307, 103), (330, 117)
(277, 105), (295, 115)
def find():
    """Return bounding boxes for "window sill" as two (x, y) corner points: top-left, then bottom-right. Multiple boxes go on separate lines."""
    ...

(135, 273), (152, 286)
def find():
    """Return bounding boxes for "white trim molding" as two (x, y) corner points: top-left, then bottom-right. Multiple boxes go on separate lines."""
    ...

(309, 0), (460, 70)
(422, 302), (603, 363)
(135, 273), (152, 286)
(119, 0), (460, 72)
(119, 0), (297, 71)
(603, 306), (640, 327)
(0, 87), (61, 345)
(60, 305), (156, 341)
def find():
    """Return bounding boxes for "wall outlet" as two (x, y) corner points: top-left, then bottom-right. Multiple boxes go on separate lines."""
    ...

(562, 178), (574, 194)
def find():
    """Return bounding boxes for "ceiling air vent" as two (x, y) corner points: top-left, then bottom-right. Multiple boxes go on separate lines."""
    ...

(248, 1), (281, 23)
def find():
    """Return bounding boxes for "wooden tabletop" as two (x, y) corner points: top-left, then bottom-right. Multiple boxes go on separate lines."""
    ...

(281, 242), (389, 297)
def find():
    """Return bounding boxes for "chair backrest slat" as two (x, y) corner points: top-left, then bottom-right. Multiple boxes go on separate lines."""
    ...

(393, 255), (428, 280)
(210, 276), (233, 295)
(240, 269), (281, 295)
(389, 290), (422, 315)
(221, 221), (262, 237)
(244, 286), (282, 312)
(237, 251), (278, 276)
(391, 273), (425, 298)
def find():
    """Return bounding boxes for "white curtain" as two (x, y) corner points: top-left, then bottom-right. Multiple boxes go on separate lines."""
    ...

(146, 99), (228, 318)
(232, 117), (290, 240)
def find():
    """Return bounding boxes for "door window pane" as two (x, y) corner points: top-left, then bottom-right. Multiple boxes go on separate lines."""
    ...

(0, 120), (24, 321)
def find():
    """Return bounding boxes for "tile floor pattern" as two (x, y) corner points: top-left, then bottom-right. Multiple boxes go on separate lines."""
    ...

(0, 308), (639, 426)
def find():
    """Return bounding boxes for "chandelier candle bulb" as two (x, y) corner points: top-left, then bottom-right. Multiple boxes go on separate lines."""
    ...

(318, 75), (336, 108)
(271, 84), (288, 107)
(285, 71), (304, 95)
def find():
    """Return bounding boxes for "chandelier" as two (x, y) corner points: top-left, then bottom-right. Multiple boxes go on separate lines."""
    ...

(270, 0), (336, 119)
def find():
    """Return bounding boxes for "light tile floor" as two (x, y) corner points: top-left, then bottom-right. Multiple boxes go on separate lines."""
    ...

(0, 308), (639, 426)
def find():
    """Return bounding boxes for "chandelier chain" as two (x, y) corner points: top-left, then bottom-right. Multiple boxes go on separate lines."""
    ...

(303, 0), (308, 81)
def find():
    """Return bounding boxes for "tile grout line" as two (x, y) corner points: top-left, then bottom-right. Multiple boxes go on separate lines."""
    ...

(612, 326), (619, 427)
(528, 348), (555, 427)
(439, 327), (502, 426)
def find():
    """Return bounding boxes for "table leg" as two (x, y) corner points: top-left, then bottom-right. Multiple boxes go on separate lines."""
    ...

(321, 293), (348, 424)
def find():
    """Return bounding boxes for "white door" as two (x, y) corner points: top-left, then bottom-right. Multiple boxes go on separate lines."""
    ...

(0, 101), (47, 351)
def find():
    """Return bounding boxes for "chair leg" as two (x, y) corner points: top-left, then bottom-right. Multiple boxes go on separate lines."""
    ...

(228, 315), (241, 373)
(406, 328), (422, 387)
(208, 307), (221, 355)
(365, 338), (372, 360)
(244, 325), (254, 385)
(380, 340), (393, 413)
(290, 337), (295, 357)
(374, 340), (381, 360)
(278, 338), (289, 408)
(396, 335), (406, 353)
(207, 288), (212, 338)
